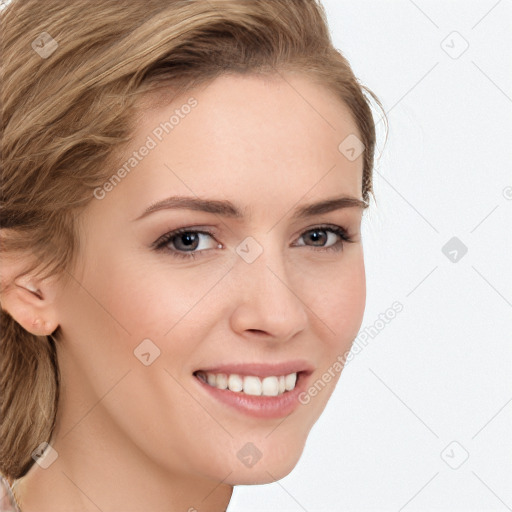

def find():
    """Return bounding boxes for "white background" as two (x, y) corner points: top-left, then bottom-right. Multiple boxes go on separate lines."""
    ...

(229, 0), (512, 510)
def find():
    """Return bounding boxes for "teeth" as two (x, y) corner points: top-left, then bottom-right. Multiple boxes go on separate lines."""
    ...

(196, 371), (298, 396)
(262, 376), (279, 396)
(278, 375), (286, 394)
(216, 373), (228, 389)
(243, 376), (262, 395)
(228, 374), (243, 392)
(285, 372), (297, 391)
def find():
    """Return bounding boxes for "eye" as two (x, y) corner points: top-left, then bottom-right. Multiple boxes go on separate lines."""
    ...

(152, 228), (219, 260)
(152, 224), (354, 260)
(294, 225), (354, 253)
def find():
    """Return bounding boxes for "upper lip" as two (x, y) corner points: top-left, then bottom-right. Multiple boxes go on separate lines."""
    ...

(194, 360), (314, 378)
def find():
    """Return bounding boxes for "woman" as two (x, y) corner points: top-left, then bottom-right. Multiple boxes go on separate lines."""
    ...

(0, 0), (385, 510)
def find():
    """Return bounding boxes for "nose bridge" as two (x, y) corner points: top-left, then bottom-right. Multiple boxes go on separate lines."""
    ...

(229, 235), (308, 338)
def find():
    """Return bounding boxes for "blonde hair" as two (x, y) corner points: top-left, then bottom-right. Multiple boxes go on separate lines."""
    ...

(0, 0), (385, 480)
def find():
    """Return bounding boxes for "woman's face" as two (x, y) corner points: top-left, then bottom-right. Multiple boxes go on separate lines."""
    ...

(53, 72), (366, 485)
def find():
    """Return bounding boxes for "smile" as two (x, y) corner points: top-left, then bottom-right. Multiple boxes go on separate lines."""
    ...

(192, 362), (314, 419)
(194, 371), (297, 396)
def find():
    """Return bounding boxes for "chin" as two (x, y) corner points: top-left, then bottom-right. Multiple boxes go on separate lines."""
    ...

(220, 435), (308, 486)
(226, 459), (300, 486)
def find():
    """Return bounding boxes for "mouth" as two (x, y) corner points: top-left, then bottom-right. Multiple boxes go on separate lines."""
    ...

(194, 370), (300, 396)
(192, 362), (313, 419)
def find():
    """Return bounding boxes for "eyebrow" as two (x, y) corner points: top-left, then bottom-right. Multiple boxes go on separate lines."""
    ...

(133, 194), (368, 221)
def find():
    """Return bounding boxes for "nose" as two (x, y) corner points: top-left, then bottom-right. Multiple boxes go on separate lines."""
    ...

(229, 241), (308, 342)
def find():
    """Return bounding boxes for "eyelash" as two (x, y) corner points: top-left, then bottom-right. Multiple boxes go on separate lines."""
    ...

(152, 224), (355, 260)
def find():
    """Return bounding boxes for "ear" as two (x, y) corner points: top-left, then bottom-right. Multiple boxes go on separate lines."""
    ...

(0, 254), (60, 336)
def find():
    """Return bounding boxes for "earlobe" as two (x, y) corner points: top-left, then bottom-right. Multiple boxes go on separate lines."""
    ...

(29, 317), (57, 336)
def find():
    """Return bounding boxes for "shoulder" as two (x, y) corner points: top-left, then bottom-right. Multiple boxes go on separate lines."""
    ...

(0, 474), (21, 512)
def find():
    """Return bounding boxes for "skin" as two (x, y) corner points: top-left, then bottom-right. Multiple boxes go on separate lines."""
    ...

(4, 72), (367, 511)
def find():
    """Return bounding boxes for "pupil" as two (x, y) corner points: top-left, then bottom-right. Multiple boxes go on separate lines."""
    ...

(178, 233), (198, 249)
(310, 230), (326, 245)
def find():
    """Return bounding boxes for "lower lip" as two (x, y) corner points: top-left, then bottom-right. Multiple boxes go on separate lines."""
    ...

(194, 372), (310, 419)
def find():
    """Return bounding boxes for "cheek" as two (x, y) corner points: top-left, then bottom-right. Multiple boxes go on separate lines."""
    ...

(299, 249), (366, 351)
(78, 248), (230, 339)
(336, 254), (366, 340)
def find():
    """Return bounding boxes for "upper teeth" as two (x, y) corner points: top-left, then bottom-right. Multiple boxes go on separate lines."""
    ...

(197, 372), (297, 396)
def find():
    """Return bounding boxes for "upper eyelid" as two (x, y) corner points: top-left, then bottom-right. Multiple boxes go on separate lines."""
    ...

(164, 224), (347, 238)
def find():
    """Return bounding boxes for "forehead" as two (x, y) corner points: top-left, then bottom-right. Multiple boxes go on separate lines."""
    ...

(136, 72), (361, 157)
(103, 73), (364, 218)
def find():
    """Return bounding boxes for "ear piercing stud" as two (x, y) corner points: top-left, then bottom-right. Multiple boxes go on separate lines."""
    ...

(32, 318), (51, 333)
